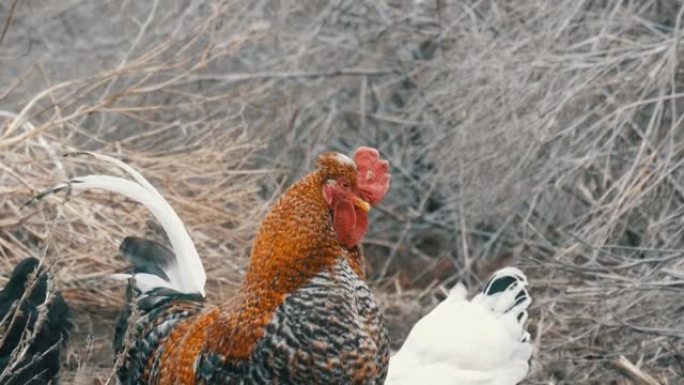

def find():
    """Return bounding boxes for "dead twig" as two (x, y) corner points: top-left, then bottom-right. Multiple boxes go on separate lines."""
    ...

(613, 355), (662, 385)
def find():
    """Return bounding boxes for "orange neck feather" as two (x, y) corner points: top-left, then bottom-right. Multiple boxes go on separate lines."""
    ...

(204, 170), (365, 360)
(243, 171), (362, 290)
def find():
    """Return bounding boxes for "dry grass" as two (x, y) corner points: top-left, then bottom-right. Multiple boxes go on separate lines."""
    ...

(1, 0), (683, 384)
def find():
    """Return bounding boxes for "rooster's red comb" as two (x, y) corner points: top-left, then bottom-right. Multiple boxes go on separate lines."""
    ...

(354, 147), (390, 206)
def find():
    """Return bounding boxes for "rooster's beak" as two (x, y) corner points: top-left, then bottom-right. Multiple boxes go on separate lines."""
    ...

(353, 197), (371, 212)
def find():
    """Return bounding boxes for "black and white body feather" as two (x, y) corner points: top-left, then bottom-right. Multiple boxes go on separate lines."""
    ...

(113, 237), (206, 384)
(113, 236), (205, 350)
(385, 267), (532, 385)
(0, 257), (72, 385)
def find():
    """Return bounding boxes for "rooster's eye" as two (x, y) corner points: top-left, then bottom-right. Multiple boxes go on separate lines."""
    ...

(340, 181), (350, 189)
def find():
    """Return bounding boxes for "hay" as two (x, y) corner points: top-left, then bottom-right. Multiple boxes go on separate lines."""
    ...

(1, 0), (683, 383)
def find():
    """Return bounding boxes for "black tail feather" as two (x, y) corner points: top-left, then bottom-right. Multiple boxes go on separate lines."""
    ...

(113, 236), (205, 384)
(480, 267), (530, 322)
(119, 236), (175, 281)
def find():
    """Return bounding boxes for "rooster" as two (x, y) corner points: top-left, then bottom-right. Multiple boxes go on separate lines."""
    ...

(116, 243), (533, 385)
(0, 257), (73, 385)
(35, 148), (391, 384)
(385, 267), (533, 385)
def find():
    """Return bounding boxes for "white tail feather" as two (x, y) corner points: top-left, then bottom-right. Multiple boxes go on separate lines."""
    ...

(49, 154), (206, 296)
(79, 152), (158, 192)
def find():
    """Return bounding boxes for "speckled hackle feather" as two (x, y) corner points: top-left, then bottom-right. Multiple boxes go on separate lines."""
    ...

(62, 147), (393, 384)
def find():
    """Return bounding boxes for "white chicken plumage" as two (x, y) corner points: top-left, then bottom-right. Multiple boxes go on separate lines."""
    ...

(386, 267), (533, 385)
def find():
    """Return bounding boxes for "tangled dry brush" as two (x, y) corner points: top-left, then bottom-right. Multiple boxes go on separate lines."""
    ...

(1, 1), (683, 383)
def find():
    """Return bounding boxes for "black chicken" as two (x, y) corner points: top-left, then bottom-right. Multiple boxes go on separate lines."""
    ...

(0, 257), (72, 385)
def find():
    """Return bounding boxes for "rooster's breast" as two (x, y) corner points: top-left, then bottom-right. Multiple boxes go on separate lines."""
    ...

(199, 258), (389, 384)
